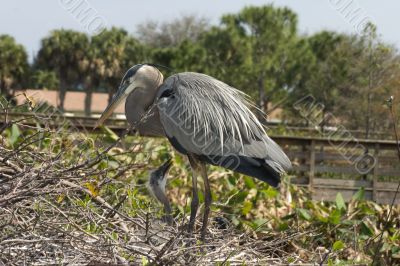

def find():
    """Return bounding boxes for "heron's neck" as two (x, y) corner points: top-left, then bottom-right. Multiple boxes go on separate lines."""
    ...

(125, 86), (165, 137)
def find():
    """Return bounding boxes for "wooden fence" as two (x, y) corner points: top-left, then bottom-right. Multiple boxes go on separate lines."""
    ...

(273, 136), (400, 205)
(1, 112), (400, 204)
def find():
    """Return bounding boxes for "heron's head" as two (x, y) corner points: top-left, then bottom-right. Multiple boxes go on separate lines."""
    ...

(96, 64), (163, 127)
(148, 158), (172, 196)
(148, 159), (174, 225)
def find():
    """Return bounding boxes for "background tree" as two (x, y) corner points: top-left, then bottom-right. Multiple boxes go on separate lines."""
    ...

(336, 25), (400, 134)
(221, 5), (301, 114)
(139, 15), (210, 79)
(0, 35), (28, 99)
(287, 31), (349, 128)
(36, 30), (89, 111)
(136, 15), (209, 48)
(30, 70), (60, 90)
(199, 25), (251, 90)
(82, 28), (145, 115)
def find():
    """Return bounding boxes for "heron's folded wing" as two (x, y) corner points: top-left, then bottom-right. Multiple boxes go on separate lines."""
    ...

(156, 73), (291, 185)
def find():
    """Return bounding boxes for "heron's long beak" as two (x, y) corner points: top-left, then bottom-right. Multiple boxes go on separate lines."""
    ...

(96, 83), (129, 128)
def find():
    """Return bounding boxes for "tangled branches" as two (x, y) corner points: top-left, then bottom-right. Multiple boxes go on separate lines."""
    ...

(0, 130), (314, 265)
(0, 107), (318, 265)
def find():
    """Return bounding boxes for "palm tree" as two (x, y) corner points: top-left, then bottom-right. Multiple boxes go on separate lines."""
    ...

(0, 35), (28, 99)
(36, 30), (89, 111)
(84, 28), (145, 115)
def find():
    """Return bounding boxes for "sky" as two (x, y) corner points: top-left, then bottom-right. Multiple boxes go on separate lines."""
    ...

(0, 0), (399, 61)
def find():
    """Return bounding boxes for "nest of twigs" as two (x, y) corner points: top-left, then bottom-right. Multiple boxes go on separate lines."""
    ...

(0, 118), (323, 265)
(0, 98), (339, 265)
(0, 143), (316, 265)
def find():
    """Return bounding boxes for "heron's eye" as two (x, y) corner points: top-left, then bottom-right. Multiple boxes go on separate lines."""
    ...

(160, 89), (174, 98)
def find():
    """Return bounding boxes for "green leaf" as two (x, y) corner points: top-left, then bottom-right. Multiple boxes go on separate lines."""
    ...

(85, 182), (99, 197)
(360, 204), (375, 215)
(253, 218), (268, 228)
(174, 155), (184, 167)
(227, 175), (237, 186)
(278, 222), (289, 231)
(141, 255), (149, 265)
(10, 124), (21, 146)
(360, 221), (374, 237)
(329, 209), (342, 225)
(100, 125), (118, 142)
(229, 191), (248, 204)
(242, 201), (253, 215)
(198, 190), (204, 203)
(287, 257), (295, 263)
(316, 214), (329, 223)
(282, 213), (296, 220)
(298, 208), (311, 221)
(107, 160), (119, 169)
(332, 240), (345, 251)
(336, 193), (346, 211)
(243, 176), (256, 189)
(262, 187), (278, 199)
(391, 246), (400, 257)
(352, 187), (365, 201)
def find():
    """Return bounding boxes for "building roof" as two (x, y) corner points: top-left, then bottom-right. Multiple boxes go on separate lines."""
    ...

(15, 89), (125, 114)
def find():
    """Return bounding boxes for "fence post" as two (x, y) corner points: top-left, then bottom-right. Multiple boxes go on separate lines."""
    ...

(309, 139), (316, 193)
(372, 143), (380, 202)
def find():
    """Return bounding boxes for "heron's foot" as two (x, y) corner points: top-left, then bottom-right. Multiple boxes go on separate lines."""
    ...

(188, 207), (198, 234)
(162, 214), (173, 226)
(200, 226), (207, 242)
(187, 220), (195, 234)
(200, 209), (210, 241)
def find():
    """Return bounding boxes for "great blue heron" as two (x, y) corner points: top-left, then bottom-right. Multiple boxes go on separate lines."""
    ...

(97, 64), (291, 239)
(147, 158), (173, 225)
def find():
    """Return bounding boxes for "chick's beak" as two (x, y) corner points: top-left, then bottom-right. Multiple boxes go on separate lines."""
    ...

(159, 159), (172, 176)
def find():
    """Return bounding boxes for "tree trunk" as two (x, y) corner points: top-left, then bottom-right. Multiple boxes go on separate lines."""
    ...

(0, 75), (13, 102)
(0, 75), (4, 96)
(257, 72), (268, 124)
(258, 73), (266, 113)
(84, 79), (95, 116)
(84, 78), (93, 116)
(58, 79), (67, 112)
(365, 92), (372, 140)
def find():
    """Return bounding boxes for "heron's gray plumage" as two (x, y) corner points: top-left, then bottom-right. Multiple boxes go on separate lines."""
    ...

(123, 65), (165, 136)
(156, 72), (291, 185)
(157, 73), (265, 148)
(125, 91), (164, 137)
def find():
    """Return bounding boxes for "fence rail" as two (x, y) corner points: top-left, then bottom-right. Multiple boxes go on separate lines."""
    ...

(273, 136), (400, 205)
(1, 112), (399, 204)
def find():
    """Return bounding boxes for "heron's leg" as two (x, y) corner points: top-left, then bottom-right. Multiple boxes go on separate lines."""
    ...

(188, 155), (199, 233)
(200, 163), (212, 240)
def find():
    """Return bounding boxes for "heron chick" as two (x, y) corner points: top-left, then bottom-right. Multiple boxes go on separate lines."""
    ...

(147, 159), (173, 225)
